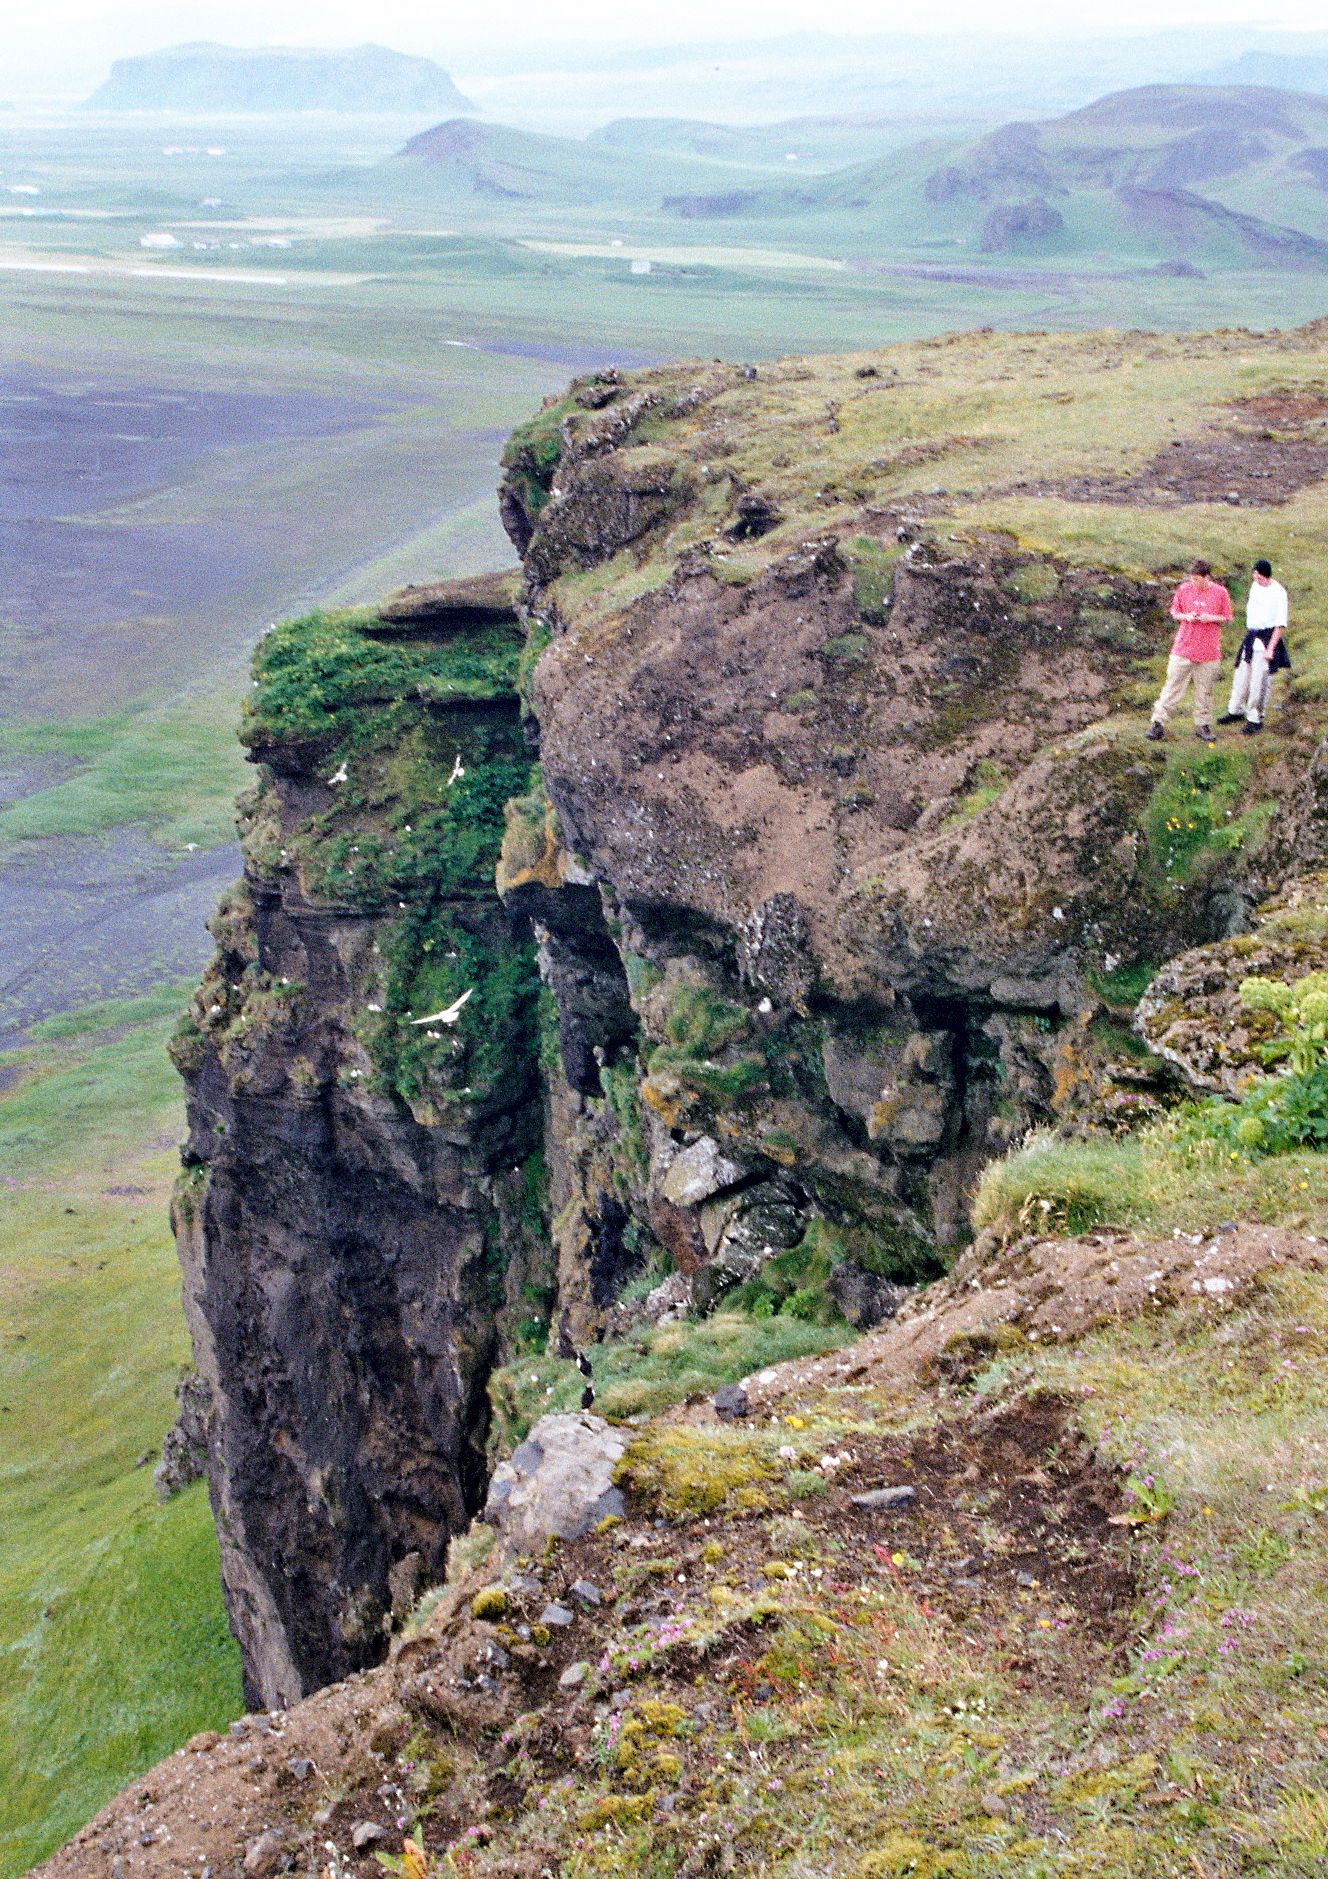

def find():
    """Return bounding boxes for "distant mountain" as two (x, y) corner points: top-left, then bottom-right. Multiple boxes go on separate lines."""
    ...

(662, 84), (1328, 269)
(84, 42), (474, 113)
(393, 118), (715, 206)
(1198, 53), (1328, 96)
(388, 85), (1328, 275)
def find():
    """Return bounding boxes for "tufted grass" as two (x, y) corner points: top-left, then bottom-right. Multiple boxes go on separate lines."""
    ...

(489, 1309), (847, 1449)
(972, 1124), (1328, 1247)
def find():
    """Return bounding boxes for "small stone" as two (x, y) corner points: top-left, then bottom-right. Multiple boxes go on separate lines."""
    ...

(187, 1730), (220, 1753)
(242, 1829), (285, 1876)
(485, 1642), (511, 1668)
(540, 1602), (575, 1627)
(568, 1578), (601, 1606)
(1016, 1571), (1038, 1588)
(311, 1807), (333, 1827)
(228, 1719), (250, 1739)
(558, 1660), (590, 1688)
(981, 1790), (1009, 1818)
(351, 1821), (387, 1851)
(713, 1383), (749, 1421)
(850, 1486), (917, 1510)
(509, 1573), (542, 1595)
(286, 1757), (313, 1781)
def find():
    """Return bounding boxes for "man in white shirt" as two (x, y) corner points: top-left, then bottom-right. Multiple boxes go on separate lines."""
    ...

(1218, 558), (1289, 735)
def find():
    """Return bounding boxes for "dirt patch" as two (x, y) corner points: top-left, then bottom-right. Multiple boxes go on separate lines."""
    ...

(736, 1221), (1327, 1408)
(29, 1386), (1137, 1879)
(1017, 393), (1328, 510)
(1231, 388), (1328, 432)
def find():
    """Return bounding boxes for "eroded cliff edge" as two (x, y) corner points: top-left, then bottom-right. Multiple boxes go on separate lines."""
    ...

(174, 328), (1328, 1704)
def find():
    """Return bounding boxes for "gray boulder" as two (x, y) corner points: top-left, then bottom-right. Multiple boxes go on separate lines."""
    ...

(483, 1413), (627, 1554)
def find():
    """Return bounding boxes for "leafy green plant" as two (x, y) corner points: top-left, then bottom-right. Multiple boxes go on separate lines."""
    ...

(1158, 975), (1328, 1160)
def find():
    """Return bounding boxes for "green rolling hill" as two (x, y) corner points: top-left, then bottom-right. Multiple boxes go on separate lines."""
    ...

(387, 85), (1328, 275)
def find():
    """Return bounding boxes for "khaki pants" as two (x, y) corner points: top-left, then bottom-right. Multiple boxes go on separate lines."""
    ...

(1152, 654), (1219, 730)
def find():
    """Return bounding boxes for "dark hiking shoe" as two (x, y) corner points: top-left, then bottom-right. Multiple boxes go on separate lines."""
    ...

(1242, 719), (1263, 735)
(1146, 722), (1165, 741)
(1195, 725), (1215, 742)
(1216, 712), (1243, 725)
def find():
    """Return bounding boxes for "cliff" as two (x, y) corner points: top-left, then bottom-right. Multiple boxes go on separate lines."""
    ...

(169, 325), (1328, 1715)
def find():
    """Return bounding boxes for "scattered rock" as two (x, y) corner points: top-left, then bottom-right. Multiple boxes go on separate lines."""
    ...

(659, 1135), (745, 1207)
(242, 1828), (286, 1876)
(483, 1413), (627, 1554)
(568, 1578), (602, 1606)
(352, 1821), (387, 1850)
(540, 1603), (575, 1627)
(827, 1262), (903, 1331)
(713, 1382), (750, 1421)
(286, 1757), (313, 1780)
(387, 1550), (426, 1622)
(850, 1485), (917, 1510)
(1016, 1571), (1039, 1588)
(981, 1790), (1009, 1818)
(558, 1660), (590, 1688)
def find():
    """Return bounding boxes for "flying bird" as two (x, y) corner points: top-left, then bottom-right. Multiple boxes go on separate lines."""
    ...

(407, 988), (474, 1026)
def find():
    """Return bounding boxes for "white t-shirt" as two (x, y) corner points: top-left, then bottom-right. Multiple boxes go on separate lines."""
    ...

(1246, 578), (1288, 633)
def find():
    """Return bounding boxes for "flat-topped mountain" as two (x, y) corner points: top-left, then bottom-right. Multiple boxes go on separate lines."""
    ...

(84, 42), (475, 114)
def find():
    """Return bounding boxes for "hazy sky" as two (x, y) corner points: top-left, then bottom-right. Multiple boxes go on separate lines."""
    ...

(11, 2), (1328, 95)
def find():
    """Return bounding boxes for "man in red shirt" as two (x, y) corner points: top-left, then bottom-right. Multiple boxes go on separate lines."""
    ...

(1146, 558), (1233, 744)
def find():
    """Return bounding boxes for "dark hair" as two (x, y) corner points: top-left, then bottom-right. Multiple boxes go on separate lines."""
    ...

(1254, 558), (1273, 578)
(1189, 558), (1211, 577)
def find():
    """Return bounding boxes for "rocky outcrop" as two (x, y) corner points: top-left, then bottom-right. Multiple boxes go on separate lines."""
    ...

(171, 579), (544, 1708)
(482, 1412), (627, 1556)
(1136, 872), (1328, 1094)
(175, 333), (1328, 1709)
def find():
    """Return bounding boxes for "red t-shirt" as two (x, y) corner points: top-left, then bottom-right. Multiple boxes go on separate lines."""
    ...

(1169, 579), (1232, 662)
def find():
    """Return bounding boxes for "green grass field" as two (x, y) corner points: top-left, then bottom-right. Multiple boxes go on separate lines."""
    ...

(0, 990), (244, 1878)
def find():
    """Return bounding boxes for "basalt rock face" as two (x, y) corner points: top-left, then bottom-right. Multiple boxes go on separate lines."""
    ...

(179, 333), (1328, 1706)
(493, 348), (1328, 1339)
(171, 581), (545, 1708)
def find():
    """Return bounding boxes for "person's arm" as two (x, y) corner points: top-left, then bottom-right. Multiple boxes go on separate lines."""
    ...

(1170, 586), (1192, 622)
(1265, 589), (1288, 659)
(1200, 589), (1233, 624)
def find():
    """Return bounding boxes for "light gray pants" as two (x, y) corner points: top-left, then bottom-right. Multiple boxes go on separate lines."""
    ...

(1228, 640), (1273, 723)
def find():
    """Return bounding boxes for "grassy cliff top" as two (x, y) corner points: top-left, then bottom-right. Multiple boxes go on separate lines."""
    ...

(522, 324), (1328, 690)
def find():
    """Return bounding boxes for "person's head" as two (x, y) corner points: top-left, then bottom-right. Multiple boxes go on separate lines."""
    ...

(1253, 558), (1273, 585)
(1189, 558), (1212, 583)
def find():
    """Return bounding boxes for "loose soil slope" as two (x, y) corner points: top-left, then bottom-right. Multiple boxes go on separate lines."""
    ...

(29, 1222), (1328, 1879)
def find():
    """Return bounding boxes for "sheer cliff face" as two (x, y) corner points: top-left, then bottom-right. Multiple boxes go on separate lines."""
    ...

(178, 333), (1328, 1703)
(496, 349), (1328, 1332)
(172, 578), (544, 1708)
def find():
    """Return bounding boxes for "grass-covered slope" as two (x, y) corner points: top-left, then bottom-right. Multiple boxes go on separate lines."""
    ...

(0, 991), (242, 1878)
(32, 1216), (1328, 1879)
